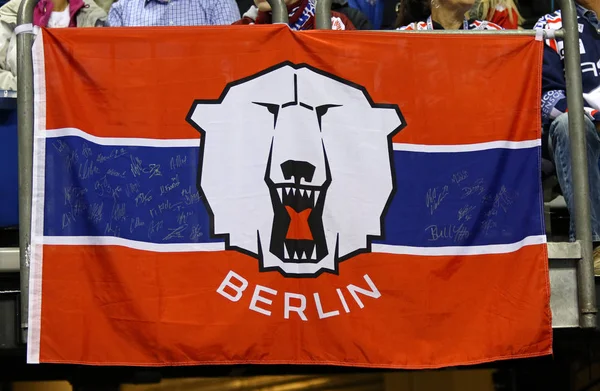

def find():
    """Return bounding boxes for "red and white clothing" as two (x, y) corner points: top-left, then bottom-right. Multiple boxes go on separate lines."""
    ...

(487, 4), (520, 29)
(233, 0), (355, 30)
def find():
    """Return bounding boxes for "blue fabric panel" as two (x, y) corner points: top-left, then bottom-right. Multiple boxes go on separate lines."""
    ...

(43, 136), (218, 243)
(43, 135), (543, 248)
(379, 148), (543, 247)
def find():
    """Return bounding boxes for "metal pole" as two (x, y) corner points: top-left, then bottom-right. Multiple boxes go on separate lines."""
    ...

(315, 0), (332, 29)
(16, 0), (37, 344)
(266, 0), (288, 24)
(561, 0), (597, 328)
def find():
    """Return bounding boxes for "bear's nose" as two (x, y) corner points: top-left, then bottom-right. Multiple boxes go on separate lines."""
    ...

(281, 160), (315, 184)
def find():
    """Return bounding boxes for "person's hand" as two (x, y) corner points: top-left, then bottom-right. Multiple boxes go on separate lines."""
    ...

(254, 0), (295, 11)
(583, 85), (600, 111)
(254, 0), (271, 12)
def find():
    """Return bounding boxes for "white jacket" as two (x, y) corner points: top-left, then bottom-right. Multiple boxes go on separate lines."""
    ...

(0, 0), (107, 91)
(0, 0), (20, 90)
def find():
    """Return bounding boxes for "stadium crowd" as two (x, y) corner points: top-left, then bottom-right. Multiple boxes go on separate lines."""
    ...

(0, 0), (597, 269)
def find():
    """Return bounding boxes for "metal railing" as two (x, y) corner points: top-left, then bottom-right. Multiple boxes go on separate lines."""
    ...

(315, 0), (332, 29)
(267, 0), (289, 24)
(16, 0), (36, 344)
(14, 0), (596, 346)
(560, 0), (597, 329)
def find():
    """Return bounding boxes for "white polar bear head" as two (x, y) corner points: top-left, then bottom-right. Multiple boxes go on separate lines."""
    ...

(187, 62), (405, 277)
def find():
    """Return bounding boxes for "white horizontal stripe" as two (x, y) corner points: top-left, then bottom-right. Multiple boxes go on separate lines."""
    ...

(372, 235), (546, 256)
(44, 127), (199, 148)
(393, 139), (541, 153)
(40, 236), (225, 252)
(41, 235), (545, 256)
(44, 127), (539, 152)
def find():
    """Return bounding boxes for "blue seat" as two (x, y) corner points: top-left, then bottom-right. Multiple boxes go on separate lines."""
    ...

(0, 96), (18, 228)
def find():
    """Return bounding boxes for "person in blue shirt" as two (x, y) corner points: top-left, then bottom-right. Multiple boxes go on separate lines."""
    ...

(536, 1), (600, 272)
(332, 0), (373, 29)
(346, 0), (383, 28)
(108, 0), (240, 26)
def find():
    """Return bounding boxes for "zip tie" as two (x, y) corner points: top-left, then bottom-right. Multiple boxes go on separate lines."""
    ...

(14, 23), (34, 36)
(545, 29), (556, 40)
(535, 28), (544, 41)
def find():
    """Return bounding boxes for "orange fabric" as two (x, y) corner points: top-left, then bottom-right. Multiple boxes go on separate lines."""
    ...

(41, 26), (542, 145)
(39, 245), (551, 367)
(37, 26), (551, 368)
(285, 206), (313, 240)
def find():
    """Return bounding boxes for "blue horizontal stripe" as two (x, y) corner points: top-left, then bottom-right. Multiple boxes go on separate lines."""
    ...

(43, 136), (543, 248)
(44, 136), (219, 244)
(378, 148), (543, 247)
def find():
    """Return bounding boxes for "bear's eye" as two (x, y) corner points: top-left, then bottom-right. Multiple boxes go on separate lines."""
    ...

(253, 102), (280, 129)
(315, 104), (342, 131)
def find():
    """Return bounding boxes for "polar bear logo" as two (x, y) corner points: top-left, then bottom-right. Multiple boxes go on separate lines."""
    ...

(186, 62), (405, 277)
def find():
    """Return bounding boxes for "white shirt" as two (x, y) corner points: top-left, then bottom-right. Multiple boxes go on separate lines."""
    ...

(47, 5), (71, 28)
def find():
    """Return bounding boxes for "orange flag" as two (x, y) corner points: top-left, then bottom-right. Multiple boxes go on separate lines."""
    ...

(27, 25), (551, 368)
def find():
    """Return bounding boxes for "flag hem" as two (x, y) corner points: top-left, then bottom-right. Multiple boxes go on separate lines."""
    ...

(36, 347), (553, 369)
(27, 31), (48, 364)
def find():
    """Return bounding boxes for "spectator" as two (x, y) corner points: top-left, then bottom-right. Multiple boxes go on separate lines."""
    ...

(95, 0), (113, 13)
(468, 0), (523, 29)
(332, 0), (372, 29)
(108, 0), (239, 27)
(237, 0), (253, 16)
(380, 0), (400, 29)
(235, 0), (355, 30)
(536, 4), (600, 272)
(395, 0), (502, 29)
(346, 0), (384, 28)
(237, 0), (367, 29)
(0, 0), (106, 90)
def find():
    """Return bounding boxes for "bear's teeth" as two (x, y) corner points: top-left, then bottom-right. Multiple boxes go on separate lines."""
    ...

(314, 191), (320, 202)
(277, 188), (283, 200)
(301, 251), (307, 260)
(311, 251), (317, 260)
(284, 245), (291, 260)
(292, 188), (296, 195)
(293, 251), (298, 260)
(300, 189), (305, 197)
(307, 190), (312, 198)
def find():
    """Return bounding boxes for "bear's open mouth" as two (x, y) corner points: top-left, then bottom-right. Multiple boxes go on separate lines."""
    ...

(269, 183), (328, 263)
(265, 149), (331, 265)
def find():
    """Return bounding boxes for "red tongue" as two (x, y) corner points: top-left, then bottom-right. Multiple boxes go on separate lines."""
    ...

(285, 206), (313, 240)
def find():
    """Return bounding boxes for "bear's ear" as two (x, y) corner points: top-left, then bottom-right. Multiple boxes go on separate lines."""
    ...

(186, 102), (225, 135)
(373, 106), (404, 137)
(186, 102), (203, 134)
